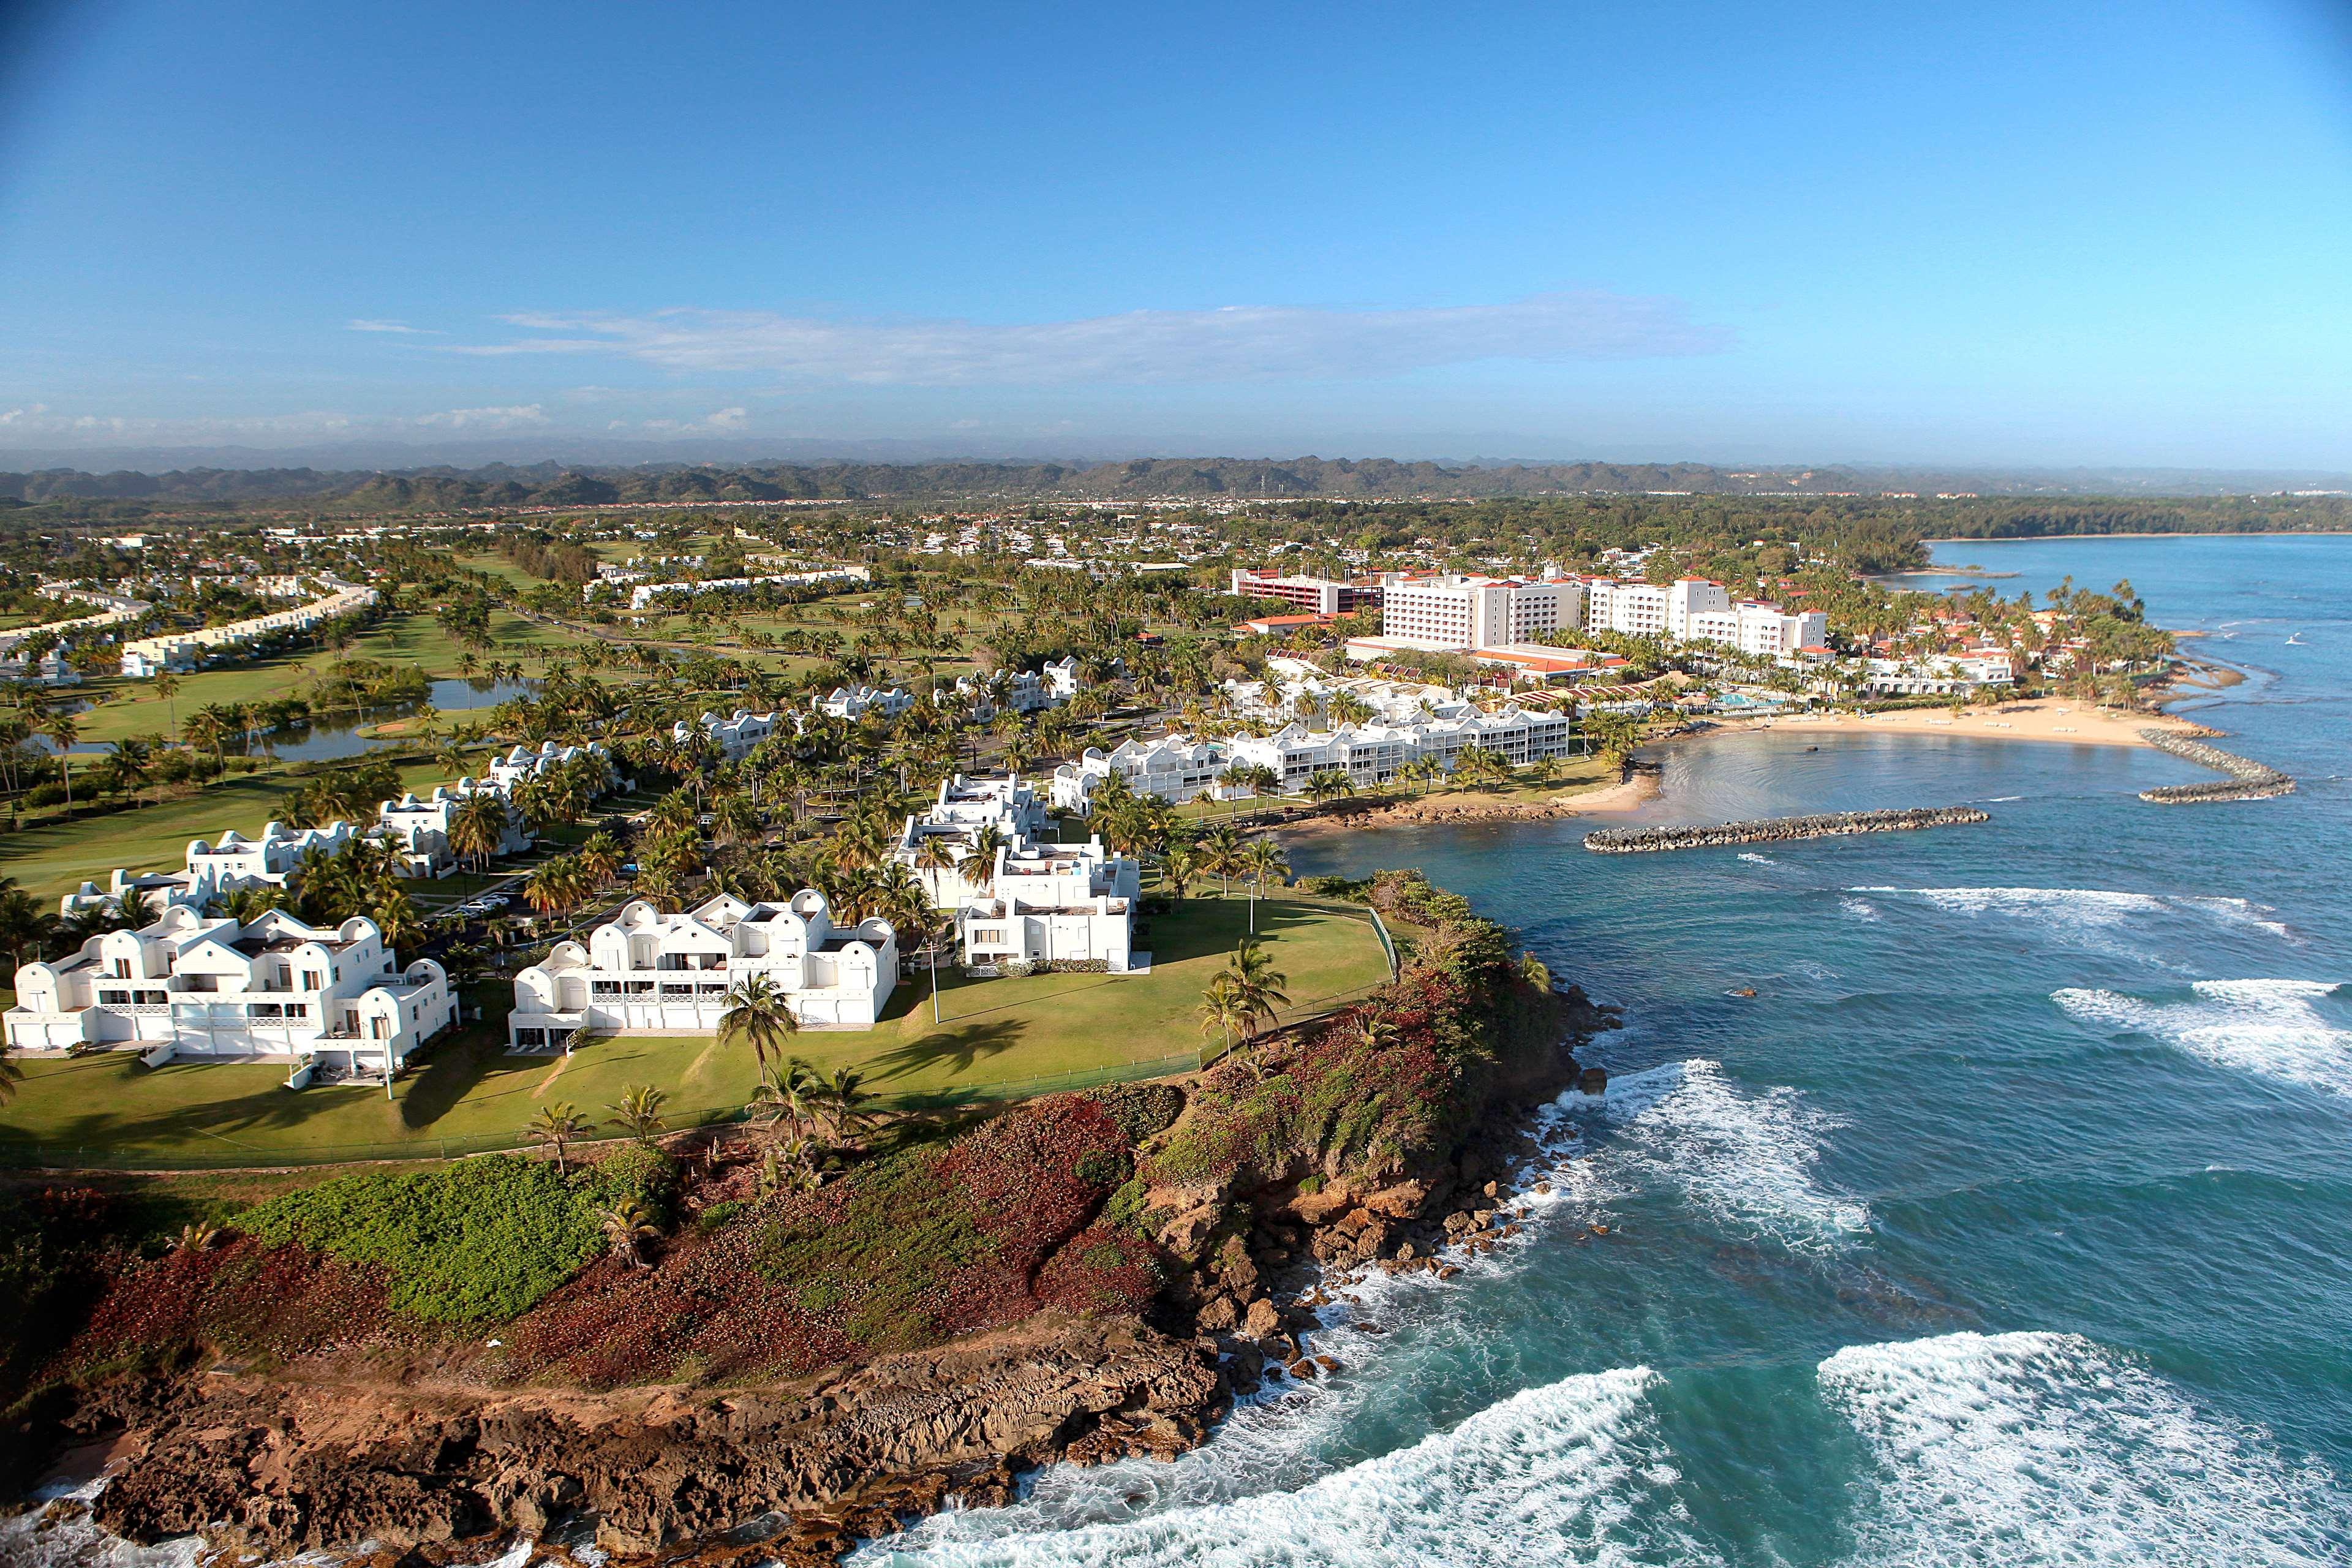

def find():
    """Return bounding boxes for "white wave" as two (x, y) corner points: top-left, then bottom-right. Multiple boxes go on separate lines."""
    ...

(1548, 1060), (1869, 1251)
(865, 1367), (1716, 1566)
(1820, 1330), (2346, 1566)
(1839, 896), (1882, 924)
(1853, 885), (2295, 949)
(1738, 851), (1776, 865)
(2054, 979), (2352, 1097)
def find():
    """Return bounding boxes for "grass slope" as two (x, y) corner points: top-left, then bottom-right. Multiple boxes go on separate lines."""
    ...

(0, 895), (1389, 1167)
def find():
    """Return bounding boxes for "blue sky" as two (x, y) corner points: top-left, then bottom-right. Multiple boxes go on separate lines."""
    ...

(4, 0), (2351, 467)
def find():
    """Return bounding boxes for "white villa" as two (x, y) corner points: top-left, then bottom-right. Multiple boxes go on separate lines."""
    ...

(672, 709), (783, 761)
(1052, 734), (1236, 811)
(4, 907), (456, 1075)
(887, 773), (1054, 908)
(507, 889), (899, 1047)
(485, 739), (624, 793)
(815, 684), (913, 721)
(374, 782), (530, 878)
(957, 836), (1140, 974)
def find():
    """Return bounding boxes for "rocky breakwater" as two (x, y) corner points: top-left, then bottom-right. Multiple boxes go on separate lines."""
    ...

(1583, 805), (1991, 853)
(2138, 728), (2295, 804)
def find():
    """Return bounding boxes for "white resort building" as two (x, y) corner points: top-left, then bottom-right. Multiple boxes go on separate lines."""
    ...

(1052, 734), (1235, 811)
(373, 782), (530, 878)
(888, 773), (1055, 907)
(671, 710), (783, 761)
(117, 581), (379, 677)
(815, 685), (913, 722)
(506, 889), (899, 1047)
(957, 836), (1141, 974)
(4, 907), (456, 1074)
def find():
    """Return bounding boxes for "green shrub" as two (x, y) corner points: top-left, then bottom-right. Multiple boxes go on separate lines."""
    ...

(586, 1143), (680, 1225)
(240, 1155), (600, 1324)
(695, 1198), (746, 1234)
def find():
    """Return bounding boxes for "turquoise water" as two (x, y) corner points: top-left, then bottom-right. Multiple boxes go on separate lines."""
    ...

(870, 535), (2352, 1566)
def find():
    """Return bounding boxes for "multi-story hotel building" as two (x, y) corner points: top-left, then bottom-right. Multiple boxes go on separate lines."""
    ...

(1230, 568), (1384, 616)
(1379, 575), (1583, 650)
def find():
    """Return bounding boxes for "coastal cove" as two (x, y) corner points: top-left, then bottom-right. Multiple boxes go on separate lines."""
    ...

(858, 533), (2352, 1564)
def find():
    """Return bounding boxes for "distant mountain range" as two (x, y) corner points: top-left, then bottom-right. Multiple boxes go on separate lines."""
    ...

(3, 453), (2348, 510)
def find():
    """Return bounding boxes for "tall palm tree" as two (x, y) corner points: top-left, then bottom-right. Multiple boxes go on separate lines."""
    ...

(37, 709), (78, 814)
(1241, 837), (1290, 933)
(578, 830), (624, 889)
(1226, 937), (1292, 1040)
(448, 793), (508, 873)
(718, 972), (799, 1092)
(1197, 970), (1251, 1065)
(529, 1101), (590, 1175)
(1199, 822), (1244, 898)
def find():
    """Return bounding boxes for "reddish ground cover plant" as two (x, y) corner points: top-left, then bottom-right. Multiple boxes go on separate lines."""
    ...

(508, 1092), (1156, 1386)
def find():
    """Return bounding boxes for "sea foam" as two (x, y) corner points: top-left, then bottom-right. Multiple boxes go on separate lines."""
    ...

(1851, 885), (2296, 954)
(1819, 1330), (2345, 1566)
(1548, 1060), (1869, 1252)
(2054, 979), (2352, 1097)
(864, 1367), (1711, 1566)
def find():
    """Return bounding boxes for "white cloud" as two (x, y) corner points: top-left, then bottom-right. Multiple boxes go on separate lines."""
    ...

(0, 404), (48, 425)
(449, 292), (1732, 386)
(639, 406), (753, 433)
(347, 318), (441, 335)
(0, 407), (353, 445)
(413, 404), (549, 429)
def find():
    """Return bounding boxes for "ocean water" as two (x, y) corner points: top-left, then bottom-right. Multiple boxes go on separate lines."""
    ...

(868, 535), (2352, 1566)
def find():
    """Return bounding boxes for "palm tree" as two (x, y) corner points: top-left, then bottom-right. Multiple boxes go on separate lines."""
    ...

(0, 885), (56, 969)
(578, 830), (624, 889)
(449, 792), (509, 873)
(1199, 822), (1244, 898)
(529, 1100), (591, 1175)
(1226, 936), (1292, 1040)
(1197, 970), (1251, 1065)
(607, 1082), (668, 1142)
(37, 709), (78, 814)
(815, 1066), (878, 1145)
(524, 855), (583, 921)
(599, 1197), (661, 1267)
(1240, 837), (1290, 933)
(719, 972), (799, 1092)
(1161, 842), (1200, 902)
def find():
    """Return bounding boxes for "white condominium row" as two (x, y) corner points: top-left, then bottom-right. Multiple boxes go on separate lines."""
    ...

(507, 889), (900, 1047)
(58, 741), (622, 917)
(619, 564), (870, 610)
(5, 905), (457, 1076)
(118, 581), (380, 677)
(1054, 703), (1576, 807)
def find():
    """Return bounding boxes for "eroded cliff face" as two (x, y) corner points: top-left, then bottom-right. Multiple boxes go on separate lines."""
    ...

(65, 1314), (1222, 1564)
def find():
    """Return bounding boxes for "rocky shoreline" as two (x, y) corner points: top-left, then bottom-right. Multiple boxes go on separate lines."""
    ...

(2136, 728), (2295, 804)
(1581, 804), (1992, 854)
(13, 885), (1615, 1568)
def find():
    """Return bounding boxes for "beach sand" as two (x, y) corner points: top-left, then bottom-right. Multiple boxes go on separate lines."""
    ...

(1751, 698), (2204, 750)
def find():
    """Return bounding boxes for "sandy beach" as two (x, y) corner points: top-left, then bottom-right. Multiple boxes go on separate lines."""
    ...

(1749, 698), (2207, 750)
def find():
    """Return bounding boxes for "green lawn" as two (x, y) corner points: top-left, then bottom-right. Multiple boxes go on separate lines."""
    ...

(0, 757), (457, 902)
(0, 895), (1391, 1167)
(65, 610), (570, 746)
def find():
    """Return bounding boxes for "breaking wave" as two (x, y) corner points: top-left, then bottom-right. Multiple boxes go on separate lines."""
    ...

(1548, 1060), (1869, 1252)
(865, 1367), (1713, 1566)
(1820, 1330), (2347, 1565)
(2053, 979), (2352, 1097)
(1848, 885), (2296, 956)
